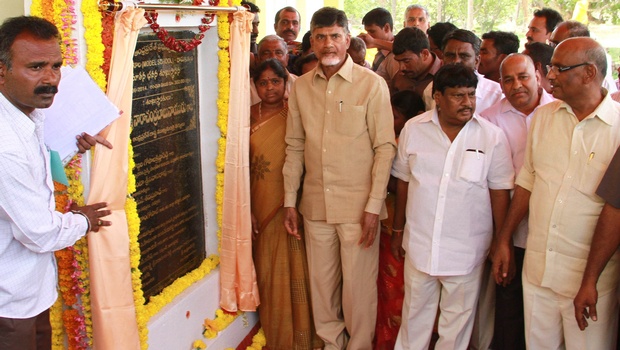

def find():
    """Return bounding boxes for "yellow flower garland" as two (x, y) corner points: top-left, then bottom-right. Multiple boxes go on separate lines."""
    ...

(143, 256), (220, 320)
(202, 309), (240, 339)
(50, 298), (64, 350)
(246, 328), (266, 350)
(81, 0), (107, 91)
(215, 5), (230, 252)
(30, 0), (43, 17)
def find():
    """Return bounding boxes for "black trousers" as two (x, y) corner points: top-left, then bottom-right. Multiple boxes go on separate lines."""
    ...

(492, 247), (526, 350)
(0, 309), (51, 350)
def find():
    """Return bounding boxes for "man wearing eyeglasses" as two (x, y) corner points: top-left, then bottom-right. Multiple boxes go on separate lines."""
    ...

(492, 37), (620, 349)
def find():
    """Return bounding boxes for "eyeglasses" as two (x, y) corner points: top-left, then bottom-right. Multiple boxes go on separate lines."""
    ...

(546, 62), (591, 75)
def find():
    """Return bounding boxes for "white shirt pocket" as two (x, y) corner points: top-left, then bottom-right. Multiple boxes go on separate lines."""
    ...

(459, 149), (486, 183)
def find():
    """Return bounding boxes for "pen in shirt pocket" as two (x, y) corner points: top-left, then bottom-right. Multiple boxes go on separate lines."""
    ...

(339, 100), (343, 113)
(466, 148), (484, 160)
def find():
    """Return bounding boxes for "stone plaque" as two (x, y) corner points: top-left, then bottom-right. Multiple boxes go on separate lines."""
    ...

(131, 31), (206, 301)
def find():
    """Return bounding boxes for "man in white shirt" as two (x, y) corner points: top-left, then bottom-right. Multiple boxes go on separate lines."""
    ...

(493, 37), (620, 350)
(0, 16), (111, 349)
(422, 29), (503, 113)
(479, 53), (554, 350)
(391, 64), (514, 350)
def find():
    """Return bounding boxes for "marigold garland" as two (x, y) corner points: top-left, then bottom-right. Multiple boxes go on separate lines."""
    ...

(246, 328), (266, 350)
(52, 0), (64, 56)
(30, 0), (43, 18)
(215, 1), (231, 253)
(81, 0), (107, 91)
(100, 10), (114, 81)
(125, 134), (149, 350)
(202, 309), (240, 339)
(50, 299), (64, 350)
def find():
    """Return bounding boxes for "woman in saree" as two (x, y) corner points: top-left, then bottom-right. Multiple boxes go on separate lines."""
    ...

(375, 90), (425, 350)
(250, 59), (323, 350)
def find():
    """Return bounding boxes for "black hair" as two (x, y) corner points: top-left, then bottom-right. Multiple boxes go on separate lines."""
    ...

(240, 1), (260, 13)
(427, 22), (457, 49)
(301, 31), (312, 53)
(523, 42), (553, 75)
(348, 36), (367, 53)
(253, 58), (289, 84)
(393, 27), (429, 56)
(310, 7), (349, 35)
(432, 64), (478, 94)
(533, 8), (564, 33)
(293, 53), (318, 75)
(0, 16), (59, 68)
(275, 6), (300, 24)
(391, 90), (425, 120)
(362, 7), (393, 31)
(442, 29), (481, 55)
(481, 31), (519, 55)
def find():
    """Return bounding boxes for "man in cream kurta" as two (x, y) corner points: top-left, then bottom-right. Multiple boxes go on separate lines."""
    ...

(492, 37), (620, 349)
(282, 7), (396, 350)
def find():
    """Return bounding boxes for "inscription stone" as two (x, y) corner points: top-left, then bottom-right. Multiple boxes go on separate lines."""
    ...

(131, 31), (206, 301)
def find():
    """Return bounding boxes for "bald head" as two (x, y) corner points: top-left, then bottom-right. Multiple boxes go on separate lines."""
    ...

(556, 37), (606, 79)
(500, 54), (542, 115)
(500, 53), (536, 75)
(549, 37), (606, 103)
(549, 20), (590, 47)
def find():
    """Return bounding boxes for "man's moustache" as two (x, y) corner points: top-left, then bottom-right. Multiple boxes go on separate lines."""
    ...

(34, 85), (58, 95)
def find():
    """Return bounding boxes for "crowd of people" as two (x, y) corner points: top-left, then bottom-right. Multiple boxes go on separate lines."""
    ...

(244, 3), (620, 350)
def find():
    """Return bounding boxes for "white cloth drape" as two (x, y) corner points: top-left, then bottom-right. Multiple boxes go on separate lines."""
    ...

(219, 9), (260, 312)
(87, 8), (146, 349)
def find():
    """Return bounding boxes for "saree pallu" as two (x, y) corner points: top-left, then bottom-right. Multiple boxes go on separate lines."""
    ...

(250, 107), (323, 350)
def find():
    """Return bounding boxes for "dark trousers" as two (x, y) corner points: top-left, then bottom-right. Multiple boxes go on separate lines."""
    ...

(492, 247), (526, 350)
(0, 309), (51, 350)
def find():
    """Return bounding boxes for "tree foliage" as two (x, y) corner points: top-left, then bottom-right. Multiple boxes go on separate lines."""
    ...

(343, 0), (620, 36)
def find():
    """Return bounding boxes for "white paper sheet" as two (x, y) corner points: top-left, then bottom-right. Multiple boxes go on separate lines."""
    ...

(44, 65), (120, 163)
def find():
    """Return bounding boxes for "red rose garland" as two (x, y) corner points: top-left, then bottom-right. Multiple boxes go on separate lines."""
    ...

(144, 0), (220, 52)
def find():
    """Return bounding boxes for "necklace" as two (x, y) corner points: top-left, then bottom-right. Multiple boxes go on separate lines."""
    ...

(257, 100), (286, 123)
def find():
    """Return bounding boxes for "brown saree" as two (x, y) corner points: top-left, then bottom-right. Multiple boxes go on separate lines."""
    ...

(250, 106), (323, 350)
